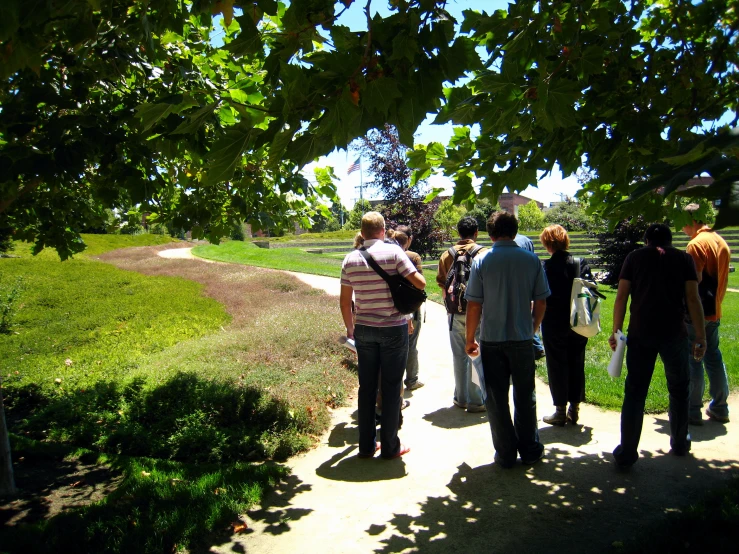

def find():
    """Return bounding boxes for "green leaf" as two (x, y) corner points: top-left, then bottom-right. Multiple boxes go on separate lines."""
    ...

(578, 46), (605, 77)
(171, 103), (217, 135)
(86, 0), (101, 10)
(135, 103), (174, 132)
(390, 34), (418, 63)
(713, 183), (739, 230)
(268, 128), (295, 167)
(204, 127), (253, 185)
(363, 78), (402, 117)
(0, 1), (20, 42)
(451, 174), (476, 205)
(661, 143), (708, 166)
(505, 165), (537, 192)
(226, 15), (262, 56)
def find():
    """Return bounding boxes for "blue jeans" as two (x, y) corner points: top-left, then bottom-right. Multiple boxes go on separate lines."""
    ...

(449, 314), (483, 407)
(687, 320), (729, 419)
(354, 323), (408, 458)
(480, 339), (543, 466)
(405, 314), (422, 387)
(533, 332), (545, 355)
(615, 335), (691, 466)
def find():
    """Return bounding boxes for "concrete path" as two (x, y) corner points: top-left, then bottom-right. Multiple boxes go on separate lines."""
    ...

(157, 247), (739, 553)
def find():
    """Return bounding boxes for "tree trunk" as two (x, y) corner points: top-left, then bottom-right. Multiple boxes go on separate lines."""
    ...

(0, 386), (16, 497)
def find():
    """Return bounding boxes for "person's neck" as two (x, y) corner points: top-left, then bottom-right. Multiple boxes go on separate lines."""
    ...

(693, 224), (710, 238)
(491, 236), (514, 243)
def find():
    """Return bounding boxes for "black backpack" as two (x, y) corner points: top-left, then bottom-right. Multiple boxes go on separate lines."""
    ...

(443, 244), (484, 316)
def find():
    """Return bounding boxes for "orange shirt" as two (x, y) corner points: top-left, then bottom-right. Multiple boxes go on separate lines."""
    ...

(686, 228), (731, 321)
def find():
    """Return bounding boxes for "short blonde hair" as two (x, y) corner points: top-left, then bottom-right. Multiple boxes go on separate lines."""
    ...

(361, 211), (385, 239)
(540, 224), (570, 252)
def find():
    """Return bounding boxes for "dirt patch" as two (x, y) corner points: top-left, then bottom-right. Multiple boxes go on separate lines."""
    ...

(1, 456), (122, 527)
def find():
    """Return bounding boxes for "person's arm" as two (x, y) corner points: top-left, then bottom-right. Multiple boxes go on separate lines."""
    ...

(407, 270), (426, 289)
(436, 252), (450, 291)
(685, 280), (707, 361)
(340, 284), (355, 339)
(608, 278), (631, 351)
(465, 300), (483, 356)
(532, 299), (546, 332)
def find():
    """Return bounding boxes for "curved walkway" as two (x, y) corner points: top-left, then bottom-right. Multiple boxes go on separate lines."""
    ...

(157, 247), (739, 554)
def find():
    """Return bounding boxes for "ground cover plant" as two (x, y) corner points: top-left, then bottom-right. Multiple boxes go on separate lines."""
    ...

(0, 236), (357, 552)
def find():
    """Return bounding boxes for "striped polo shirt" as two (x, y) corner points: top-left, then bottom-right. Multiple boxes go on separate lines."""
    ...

(341, 238), (418, 327)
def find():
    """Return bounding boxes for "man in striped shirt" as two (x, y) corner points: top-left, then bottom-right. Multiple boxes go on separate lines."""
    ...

(340, 212), (426, 459)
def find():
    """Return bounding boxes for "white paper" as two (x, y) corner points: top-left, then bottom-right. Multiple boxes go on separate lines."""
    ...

(339, 336), (357, 353)
(469, 352), (481, 387)
(608, 330), (627, 378)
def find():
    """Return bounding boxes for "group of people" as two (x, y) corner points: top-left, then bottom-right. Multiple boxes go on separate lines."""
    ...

(340, 204), (730, 468)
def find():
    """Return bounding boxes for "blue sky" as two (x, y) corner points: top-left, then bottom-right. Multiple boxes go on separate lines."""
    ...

(303, 0), (582, 209)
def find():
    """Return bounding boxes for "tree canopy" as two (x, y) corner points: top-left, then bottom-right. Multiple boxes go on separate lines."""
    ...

(1, 0), (737, 258)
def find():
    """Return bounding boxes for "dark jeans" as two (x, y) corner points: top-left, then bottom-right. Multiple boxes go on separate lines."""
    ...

(615, 335), (691, 465)
(480, 339), (544, 466)
(541, 325), (588, 406)
(405, 314), (422, 387)
(354, 323), (408, 458)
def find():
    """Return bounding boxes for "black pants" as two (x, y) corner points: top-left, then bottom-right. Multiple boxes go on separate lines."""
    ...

(541, 325), (588, 406)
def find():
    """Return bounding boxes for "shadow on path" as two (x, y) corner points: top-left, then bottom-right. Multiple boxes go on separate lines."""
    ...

(373, 449), (739, 554)
(422, 406), (488, 429)
(652, 417), (729, 442)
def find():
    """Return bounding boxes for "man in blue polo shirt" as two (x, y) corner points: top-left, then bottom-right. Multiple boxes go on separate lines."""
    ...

(465, 211), (551, 468)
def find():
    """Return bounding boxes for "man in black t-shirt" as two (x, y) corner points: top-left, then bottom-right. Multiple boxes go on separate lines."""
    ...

(608, 224), (706, 468)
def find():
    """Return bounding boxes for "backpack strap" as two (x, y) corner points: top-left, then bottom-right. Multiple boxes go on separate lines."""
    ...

(575, 257), (582, 280)
(359, 247), (392, 285)
(469, 244), (484, 259)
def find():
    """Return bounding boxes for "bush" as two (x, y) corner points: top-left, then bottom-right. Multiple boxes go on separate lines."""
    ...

(545, 200), (604, 233)
(433, 199), (467, 238)
(517, 200), (546, 231)
(0, 226), (14, 256)
(230, 222), (246, 241)
(344, 199), (372, 230)
(466, 199), (500, 232)
(596, 218), (648, 286)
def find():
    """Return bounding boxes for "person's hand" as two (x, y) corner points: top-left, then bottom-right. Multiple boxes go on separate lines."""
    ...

(692, 339), (707, 362)
(465, 340), (479, 357)
(408, 319), (415, 335)
(608, 333), (617, 352)
(346, 327), (354, 340)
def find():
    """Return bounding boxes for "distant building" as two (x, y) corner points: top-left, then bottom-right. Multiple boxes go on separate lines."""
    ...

(498, 192), (544, 215)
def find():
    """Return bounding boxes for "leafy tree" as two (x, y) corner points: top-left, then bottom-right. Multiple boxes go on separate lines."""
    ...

(3, 0), (737, 260)
(545, 199), (604, 234)
(353, 125), (447, 257)
(433, 199), (467, 239)
(517, 201), (546, 232)
(344, 199), (372, 231)
(466, 199), (500, 234)
(596, 218), (649, 287)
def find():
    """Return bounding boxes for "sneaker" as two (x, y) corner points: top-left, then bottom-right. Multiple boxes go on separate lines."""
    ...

(466, 404), (486, 413)
(612, 445), (638, 468)
(453, 400), (467, 409)
(705, 408), (730, 423)
(534, 350), (546, 360)
(689, 416), (704, 426)
(401, 400), (410, 410)
(406, 381), (425, 391)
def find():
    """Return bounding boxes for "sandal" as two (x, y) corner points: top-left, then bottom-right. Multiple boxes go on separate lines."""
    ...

(357, 442), (380, 458)
(382, 444), (410, 460)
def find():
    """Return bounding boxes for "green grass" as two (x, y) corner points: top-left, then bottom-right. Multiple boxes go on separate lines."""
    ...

(0, 234), (357, 552)
(7, 233), (178, 260)
(194, 240), (344, 276)
(537, 290), (739, 413)
(728, 270), (739, 289)
(2, 436), (287, 554)
(247, 229), (358, 242)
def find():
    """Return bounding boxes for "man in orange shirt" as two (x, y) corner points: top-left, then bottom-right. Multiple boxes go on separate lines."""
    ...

(682, 204), (731, 425)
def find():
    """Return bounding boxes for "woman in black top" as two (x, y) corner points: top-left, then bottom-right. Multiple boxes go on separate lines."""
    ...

(539, 225), (592, 426)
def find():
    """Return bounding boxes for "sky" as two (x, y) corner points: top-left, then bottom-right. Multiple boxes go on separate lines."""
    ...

(303, 0), (583, 210)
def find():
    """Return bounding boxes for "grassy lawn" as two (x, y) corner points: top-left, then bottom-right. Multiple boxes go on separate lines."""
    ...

(194, 240), (344, 276)
(536, 289), (739, 413)
(196, 239), (738, 414)
(0, 234), (356, 553)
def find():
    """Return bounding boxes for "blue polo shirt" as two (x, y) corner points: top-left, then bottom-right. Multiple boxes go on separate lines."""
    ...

(465, 240), (550, 342)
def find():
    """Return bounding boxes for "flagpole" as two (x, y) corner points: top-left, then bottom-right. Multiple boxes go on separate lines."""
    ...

(359, 157), (363, 201)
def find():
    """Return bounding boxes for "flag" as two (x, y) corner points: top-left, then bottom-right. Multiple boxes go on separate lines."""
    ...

(347, 158), (361, 175)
